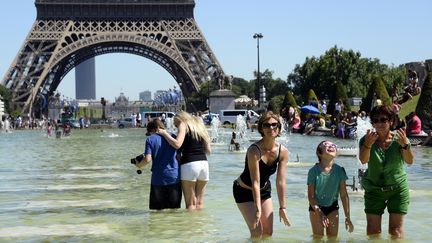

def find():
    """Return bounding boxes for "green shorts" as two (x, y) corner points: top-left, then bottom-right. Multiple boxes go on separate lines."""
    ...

(364, 183), (409, 215)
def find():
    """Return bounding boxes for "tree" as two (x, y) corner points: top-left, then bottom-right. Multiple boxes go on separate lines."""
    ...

(306, 89), (318, 104)
(416, 72), (432, 128)
(0, 84), (17, 115)
(267, 95), (284, 114)
(360, 75), (391, 112)
(287, 46), (405, 104)
(334, 79), (351, 111)
(282, 91), (297, 108)
(231, 77), (254, 98)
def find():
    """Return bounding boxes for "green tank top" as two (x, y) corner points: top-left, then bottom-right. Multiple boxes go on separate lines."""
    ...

(359, 136), (408, 190)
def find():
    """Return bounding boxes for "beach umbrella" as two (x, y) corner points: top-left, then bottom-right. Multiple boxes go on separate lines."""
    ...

(300, 105), (320, 114)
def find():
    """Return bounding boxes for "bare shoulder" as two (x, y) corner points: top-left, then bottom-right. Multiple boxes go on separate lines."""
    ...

(279, 143), (289, 154)
(278, 143), (289, 160)
(247, 144), (261, 158)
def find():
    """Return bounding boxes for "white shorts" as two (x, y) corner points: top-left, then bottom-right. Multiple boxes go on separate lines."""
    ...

(180, 160), (209, 181)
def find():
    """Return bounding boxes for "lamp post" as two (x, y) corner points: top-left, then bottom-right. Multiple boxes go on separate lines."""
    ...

(206, 75), (211, 112)
(253, 33), (263, 107)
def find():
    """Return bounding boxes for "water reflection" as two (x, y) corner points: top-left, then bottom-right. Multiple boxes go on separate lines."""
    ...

(0, 129), (431, 242)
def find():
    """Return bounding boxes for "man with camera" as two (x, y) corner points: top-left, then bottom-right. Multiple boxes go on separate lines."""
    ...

(132, 119), (182, 210)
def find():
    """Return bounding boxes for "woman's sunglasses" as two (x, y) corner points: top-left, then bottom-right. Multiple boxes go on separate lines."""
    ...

(262, 122), (280, 129)
(371, 117), (389, 124)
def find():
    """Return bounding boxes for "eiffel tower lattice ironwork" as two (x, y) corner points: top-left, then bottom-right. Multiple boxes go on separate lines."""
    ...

(1, 0), (229, 115)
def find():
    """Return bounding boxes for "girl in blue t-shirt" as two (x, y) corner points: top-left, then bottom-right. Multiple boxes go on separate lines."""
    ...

(307, 140), (354, 239)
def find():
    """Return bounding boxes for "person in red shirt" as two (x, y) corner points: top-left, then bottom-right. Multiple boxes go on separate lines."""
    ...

(406, 112), (422, 135)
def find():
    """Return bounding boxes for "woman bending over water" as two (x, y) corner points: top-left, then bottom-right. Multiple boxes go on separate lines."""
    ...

(233, 111), (291, 239)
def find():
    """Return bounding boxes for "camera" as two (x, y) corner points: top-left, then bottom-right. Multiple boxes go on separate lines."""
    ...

(130, 154), (144, 164)
(130, 154), (144, 174)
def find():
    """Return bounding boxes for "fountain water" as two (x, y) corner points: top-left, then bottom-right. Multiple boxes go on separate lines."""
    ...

(356, 116), (373, 139)
(235, 115), (247, 144)
(165, 117), (174, 133)
(209, 116), (221, 144)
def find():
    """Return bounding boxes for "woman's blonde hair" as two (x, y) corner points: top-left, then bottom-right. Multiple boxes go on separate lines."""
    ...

(174, 111), (210, 144)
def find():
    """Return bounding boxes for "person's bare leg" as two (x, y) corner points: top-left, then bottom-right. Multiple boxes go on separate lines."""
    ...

(325, 210), (339, 239)
(389, 213), (404, 239)
(309, 210), (324, 239)
(259, 199), (274, 238)
(366, 213), (382, 239)
(195, 180), (208, 209)
(237, 202), (263, 239)
(182, 180), (196, 210)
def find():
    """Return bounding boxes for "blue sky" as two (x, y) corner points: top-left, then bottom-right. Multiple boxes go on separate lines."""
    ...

(1, 0), (431, 101)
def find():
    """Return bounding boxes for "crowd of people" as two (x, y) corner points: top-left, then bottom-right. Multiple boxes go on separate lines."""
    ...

(131, 108), (413, 240)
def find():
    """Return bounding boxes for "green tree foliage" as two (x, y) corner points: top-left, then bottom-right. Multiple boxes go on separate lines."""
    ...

(188, 80), (219, 111)
(254, 69), (290, 103)
(282, 91), (297, 108)
(330, 81), (351, 111)
(267, 95), (284, 114)
(416, 72), (432, 127)
(287, 46), (405, 106)
(306, 89), (318, 104)
(231, 77), (254, 98)
(0, 84), (18, 115)
(360, 75), (391, 112)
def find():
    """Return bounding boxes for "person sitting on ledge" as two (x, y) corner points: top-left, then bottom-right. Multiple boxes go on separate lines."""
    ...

(230, 131), (241, 151)
(405, 112), (422, 135)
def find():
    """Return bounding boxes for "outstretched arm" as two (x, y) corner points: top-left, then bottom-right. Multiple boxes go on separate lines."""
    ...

(276, 146), (290, 226)
(340, 181), (354, 232)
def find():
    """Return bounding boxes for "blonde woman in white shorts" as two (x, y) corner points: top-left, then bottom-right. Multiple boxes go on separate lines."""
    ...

(158, 111), (211, 210)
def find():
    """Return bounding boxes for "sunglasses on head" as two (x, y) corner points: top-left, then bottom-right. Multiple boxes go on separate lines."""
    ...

(320, 142), (337, 149)
(262, 122), (280, 129)
(372, 117), (389, 124)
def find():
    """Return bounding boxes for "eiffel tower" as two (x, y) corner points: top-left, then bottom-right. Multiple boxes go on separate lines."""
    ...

(1, 0), (228, 116)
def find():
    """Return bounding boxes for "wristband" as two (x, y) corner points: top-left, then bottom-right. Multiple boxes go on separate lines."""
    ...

(402, 143), (411, 150)
(279, 207), (286, 210)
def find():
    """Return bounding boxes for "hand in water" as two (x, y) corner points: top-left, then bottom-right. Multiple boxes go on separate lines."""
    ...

(279, 208), (291, 226)
(345, 218), (354, 233)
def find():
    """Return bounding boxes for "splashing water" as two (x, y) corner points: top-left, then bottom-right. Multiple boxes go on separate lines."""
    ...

(210, 116), (221, 143)
(235, 115), (247, 143)
(165, 117), (174, 133)
(356, 116), (372, 139)
(355, 116), (372, 167)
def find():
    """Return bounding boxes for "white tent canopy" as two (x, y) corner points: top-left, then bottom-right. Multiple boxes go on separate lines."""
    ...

(234, 95), (258, 107)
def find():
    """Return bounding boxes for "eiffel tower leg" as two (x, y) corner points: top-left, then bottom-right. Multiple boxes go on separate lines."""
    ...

(2, 18), (227, 115)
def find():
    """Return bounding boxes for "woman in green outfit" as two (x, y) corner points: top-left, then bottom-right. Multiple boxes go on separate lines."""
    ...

(359, 105), (414, 238)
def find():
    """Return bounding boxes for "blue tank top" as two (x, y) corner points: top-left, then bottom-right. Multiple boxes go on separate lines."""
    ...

(239, 143), (281, 188)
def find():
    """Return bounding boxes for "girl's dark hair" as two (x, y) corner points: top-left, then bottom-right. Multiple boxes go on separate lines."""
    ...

(316, 140), (327, 161)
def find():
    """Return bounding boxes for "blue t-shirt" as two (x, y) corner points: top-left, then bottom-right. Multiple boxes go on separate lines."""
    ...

(144, 134), (179, 186)
(307, 163), (348, 207)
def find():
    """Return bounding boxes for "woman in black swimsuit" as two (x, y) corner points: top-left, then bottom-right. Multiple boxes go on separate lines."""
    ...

(233, 111), (291, 239)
